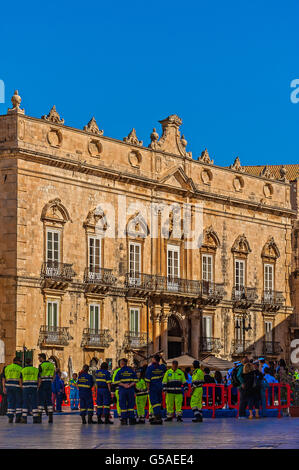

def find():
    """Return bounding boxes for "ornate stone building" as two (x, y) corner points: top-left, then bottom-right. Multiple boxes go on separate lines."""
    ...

(0, 91), (295, 373)
(242, 163), (299, 348)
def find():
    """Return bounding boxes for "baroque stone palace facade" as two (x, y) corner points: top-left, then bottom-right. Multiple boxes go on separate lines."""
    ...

(0, 90), (296, 373)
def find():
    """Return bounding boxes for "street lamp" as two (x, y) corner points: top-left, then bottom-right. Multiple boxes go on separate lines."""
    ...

(235, 313), (252, 353)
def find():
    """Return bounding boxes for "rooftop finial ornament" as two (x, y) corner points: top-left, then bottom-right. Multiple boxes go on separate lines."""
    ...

(7, 90), (24, 114)
(42, 105), (64, 125)
(84, 117), (103, 136)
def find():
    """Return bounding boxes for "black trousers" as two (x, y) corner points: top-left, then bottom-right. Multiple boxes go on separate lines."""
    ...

(239, 389), (252, 416)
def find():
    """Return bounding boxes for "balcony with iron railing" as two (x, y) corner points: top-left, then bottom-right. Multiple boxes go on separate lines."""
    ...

(125, 273), (224, 303)
(199, 337), (222, 354)
(123, 331), (149, 350)
(84, 267), (116, 293)
(125, 273), (155, 294)
(232, 286), (258, 309)
(261, 290), (284, 312)
(38, 325), (70, 347)
(81, 328), (114, 349)
(41, 261), (76, 289)
(231, 339), (255, 355)
(200, 281), (225, 305)
(263, 341), (282, 355)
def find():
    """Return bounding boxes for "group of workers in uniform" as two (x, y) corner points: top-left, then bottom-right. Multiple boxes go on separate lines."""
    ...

(2, 352), (205, 425)
(77, 354), (204, 425)
(1, 353), (55, 423)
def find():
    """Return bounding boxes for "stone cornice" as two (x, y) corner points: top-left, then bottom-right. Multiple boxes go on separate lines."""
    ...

(0, 146), (295, 219)
(0, 112), (293, 187)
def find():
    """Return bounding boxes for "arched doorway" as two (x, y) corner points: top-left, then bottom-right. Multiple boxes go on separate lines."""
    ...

(167, 315), (183, 359)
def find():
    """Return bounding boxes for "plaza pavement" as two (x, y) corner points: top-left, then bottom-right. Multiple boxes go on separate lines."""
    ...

(0, 413), (299, 449)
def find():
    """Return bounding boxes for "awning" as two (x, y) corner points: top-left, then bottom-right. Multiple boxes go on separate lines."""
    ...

(166, 354), (233, 371)
(166, 354), (197, 368)
(200, 355), (234, 371)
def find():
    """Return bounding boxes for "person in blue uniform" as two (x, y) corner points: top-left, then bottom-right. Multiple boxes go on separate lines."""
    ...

(52, 369), (64, 412)
(114, 358), (137, 425)
(69, 373), (79, 410)
(78, 364), (96, 424)
(95, 362), (113, 424)
(145, 353), (167, 425)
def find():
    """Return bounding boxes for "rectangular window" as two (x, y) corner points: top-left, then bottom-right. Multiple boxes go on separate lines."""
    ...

(89, 304), (100, 332)
(264, 264), (274, 299)
(89, 237), (101, 274)
(129, 308), (140, 334)
(46, 230), (60, 263)
(202, 254), (213, 282)
(235, 259), (245, 289)
(47, 300), (59, 328)
(167, 245), (180, 291)
(129, 242), (141, 285)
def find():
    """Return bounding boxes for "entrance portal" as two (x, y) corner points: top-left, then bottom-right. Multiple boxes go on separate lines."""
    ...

(167, 315), (182, 359)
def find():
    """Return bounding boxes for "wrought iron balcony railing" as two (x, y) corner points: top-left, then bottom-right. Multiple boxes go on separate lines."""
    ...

(123, 331), (149, 349)
(154, 276), (202, 295)
(125, 273), (154, 291)
(81, 328), (113, 348)
(125, 273), (225, 305)
(84, 267), (116, 286)
(232, 286), (258, 308)
(199, 337), (222, 354)
(201, 281), (225, 304)
(261, 290), (284, 312)
(41, 261), (75, 282)
(231, 339), (255, 355)
(263, 341), (282, 355)
(38, 325), (69, 346)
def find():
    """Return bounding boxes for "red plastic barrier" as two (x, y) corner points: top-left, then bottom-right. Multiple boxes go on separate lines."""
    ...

(265, 383), (291, 418)
(227, 383), (292, 418)
(64, 382), (291, 418)
(201, 384), (226, 418)
(227, 385), (240, 417)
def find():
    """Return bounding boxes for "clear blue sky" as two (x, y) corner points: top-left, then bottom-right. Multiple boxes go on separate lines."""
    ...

(1, 0), (298, 166)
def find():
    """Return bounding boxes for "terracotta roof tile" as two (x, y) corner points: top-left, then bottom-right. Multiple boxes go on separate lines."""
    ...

(242, 164), (299, 181)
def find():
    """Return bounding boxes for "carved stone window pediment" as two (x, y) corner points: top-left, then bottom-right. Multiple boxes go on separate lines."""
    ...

(231, 234), (251, 255)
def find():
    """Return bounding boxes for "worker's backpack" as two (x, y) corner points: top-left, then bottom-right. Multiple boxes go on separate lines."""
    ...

(231, 367), (241, 387)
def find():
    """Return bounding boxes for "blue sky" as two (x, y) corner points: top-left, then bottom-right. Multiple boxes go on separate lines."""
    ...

(1, 0), (298, 166)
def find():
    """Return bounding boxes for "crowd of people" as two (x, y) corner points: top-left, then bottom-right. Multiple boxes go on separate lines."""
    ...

(1, 352), (298, 424)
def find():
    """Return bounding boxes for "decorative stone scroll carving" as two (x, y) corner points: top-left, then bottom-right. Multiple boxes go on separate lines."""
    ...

(231, 234), (251, 255)
(149, 115), (192, 158)
(123, 128), (143, 146)
(202, 226), (220, 250)
(261, 236), (280, 260)
(41, 198), (71, 224)
(83, 206), (108, 232)
(42, 105), (64, 125)
(126, 212), (149, 238)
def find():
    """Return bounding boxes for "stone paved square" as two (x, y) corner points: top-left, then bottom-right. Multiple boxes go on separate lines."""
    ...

(1, 414), (299, 449)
